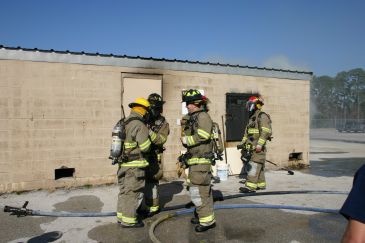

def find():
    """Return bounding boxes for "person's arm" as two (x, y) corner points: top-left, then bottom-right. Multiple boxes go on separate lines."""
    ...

(135, 122), (151, 153)
(183, 112), (212, 147)
(149, 119), (169, 146)
(340, 165), (365, 243)
(342, 219), (365, 243)
(256, 113), (272, 152)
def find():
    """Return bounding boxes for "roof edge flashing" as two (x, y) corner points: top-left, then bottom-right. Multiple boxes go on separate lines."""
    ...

(0, 45), (313, 80)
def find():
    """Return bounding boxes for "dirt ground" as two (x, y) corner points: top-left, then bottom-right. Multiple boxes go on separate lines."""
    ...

(0, 128), (364, 242)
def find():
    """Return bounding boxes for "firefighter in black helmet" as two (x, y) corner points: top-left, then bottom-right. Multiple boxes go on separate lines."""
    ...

(180, 89), (216, 232)
(143, 93), (170, 216)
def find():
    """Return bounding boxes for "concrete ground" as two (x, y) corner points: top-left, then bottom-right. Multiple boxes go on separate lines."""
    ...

(1, 128), (364, 243)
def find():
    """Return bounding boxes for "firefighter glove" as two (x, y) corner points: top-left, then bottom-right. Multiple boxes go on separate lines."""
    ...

(181, 136), (188, 145)
(237, 144), (244, 150)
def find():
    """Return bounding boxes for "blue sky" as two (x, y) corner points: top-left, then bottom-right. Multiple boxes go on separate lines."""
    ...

(1, 0), (364, 76)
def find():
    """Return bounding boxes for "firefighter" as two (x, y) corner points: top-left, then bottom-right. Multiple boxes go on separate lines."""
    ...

(144, 93), (170, 216)
(116, 98), (151, 228)
(238, 95), (272, 193)
(180, 89), (216, 232)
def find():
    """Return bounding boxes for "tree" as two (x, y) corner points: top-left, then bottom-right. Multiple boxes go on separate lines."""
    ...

(311, 68), (365, 128)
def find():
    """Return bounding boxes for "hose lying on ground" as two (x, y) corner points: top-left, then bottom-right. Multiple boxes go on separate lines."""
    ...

(149, 204), (340, 243)
(3, 190), (347, 217)
(163, 190), (348, 211)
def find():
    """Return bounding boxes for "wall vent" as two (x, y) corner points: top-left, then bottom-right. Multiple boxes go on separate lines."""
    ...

(289, 152), (303, 161)
(55, 167), (75, 180)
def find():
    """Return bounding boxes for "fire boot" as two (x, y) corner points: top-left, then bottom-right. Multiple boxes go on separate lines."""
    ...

(147, 208), (161, 218)
(118, 221), (144, 228)
(191, 218), (199, 224)
(239, 179), (247, 184)
(136, 208), (149, 219)
(191, 209), (199, 224)
(195, 222), (216, 232)
(239, 187), (256, 193)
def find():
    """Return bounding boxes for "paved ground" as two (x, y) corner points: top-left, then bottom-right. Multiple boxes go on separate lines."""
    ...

(1, 128), (364, 243)
(310, 128), (365, 144)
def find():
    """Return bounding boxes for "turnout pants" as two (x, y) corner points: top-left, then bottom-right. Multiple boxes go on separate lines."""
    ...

(245, 149), (266, 190)
(188, 166), (215, 226)
(144, 178), (159, 212)
(246, 161), (266, 190)
(117, 166), (145, 225)
(145, 159), (163, 213)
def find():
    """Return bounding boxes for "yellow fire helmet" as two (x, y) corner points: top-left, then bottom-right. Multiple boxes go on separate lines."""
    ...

(128, 97), (150, 109)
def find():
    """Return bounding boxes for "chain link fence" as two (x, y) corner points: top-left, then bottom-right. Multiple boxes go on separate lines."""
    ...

(311, 118), (365, 132)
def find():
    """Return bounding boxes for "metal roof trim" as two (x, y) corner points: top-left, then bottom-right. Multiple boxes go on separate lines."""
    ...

(0, 45), (313, 80)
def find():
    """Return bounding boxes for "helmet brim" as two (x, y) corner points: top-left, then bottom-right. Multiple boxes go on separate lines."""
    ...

(128, 103), (148, 109)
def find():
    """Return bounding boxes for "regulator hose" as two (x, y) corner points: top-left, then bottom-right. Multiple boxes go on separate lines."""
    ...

(149, 204), (340, 243)
(3, 190), (347, 217)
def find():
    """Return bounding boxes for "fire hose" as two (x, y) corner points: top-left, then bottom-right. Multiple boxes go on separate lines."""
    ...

(3, 190), (347, 243)
(149, 204), (340, 243)
(3, 190), (347, 217)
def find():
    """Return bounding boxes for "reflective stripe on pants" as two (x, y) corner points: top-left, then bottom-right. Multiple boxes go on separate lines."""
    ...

(189, 170), (215, 226)
(246, 161), (266, 190)
(117, 167), (145, 224)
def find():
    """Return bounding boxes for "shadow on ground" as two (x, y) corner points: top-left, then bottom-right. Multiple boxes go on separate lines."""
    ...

(159, 181), (184, 208)
(301, 158), (365, 177)
(0, 210), (56, 242)
(28, 231), (63, 243)
(88, 197), (347, 243)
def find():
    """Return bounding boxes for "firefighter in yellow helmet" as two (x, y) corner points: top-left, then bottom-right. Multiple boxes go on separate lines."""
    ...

(143, 93), (170, 216)
(116, 97), (151, 228)
(238, 95), (272, 193)
(180, 89), (216, 232)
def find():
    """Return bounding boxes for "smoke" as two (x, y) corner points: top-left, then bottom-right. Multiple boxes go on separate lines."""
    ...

(262, 55), (310, 72)
(310, 98), (318, 119)
(201, 54), (251, 67)
(199, 54), (311, 74)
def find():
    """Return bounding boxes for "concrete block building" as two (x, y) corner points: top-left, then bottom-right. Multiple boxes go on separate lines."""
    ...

(0, 45), (312, 192)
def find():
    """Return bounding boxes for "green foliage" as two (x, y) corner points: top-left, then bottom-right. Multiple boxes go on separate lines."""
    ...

(311, 68), (365, 124)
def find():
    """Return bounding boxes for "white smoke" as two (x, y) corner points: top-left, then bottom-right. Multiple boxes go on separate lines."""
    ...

(262, 55), (310, 72)
(201, 54), (251, 66)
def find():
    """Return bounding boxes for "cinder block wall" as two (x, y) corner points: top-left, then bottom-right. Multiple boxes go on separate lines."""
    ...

(0, 60), (121, 192)
(161, 72), (310, 178)
(0, 59), (309, 192)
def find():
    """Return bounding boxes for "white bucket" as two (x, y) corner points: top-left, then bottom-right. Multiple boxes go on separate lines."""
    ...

(217, 164), (228, 181)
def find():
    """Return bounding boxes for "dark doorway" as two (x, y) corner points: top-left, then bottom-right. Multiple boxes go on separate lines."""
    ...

(226, 93), (258, 141)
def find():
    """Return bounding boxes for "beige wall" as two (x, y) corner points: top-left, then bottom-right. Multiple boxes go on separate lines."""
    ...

(161, 72), (310, 177)
(0, 59), (310, 192)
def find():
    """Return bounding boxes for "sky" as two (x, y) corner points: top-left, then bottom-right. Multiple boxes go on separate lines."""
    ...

(0, 0), (364, 76)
